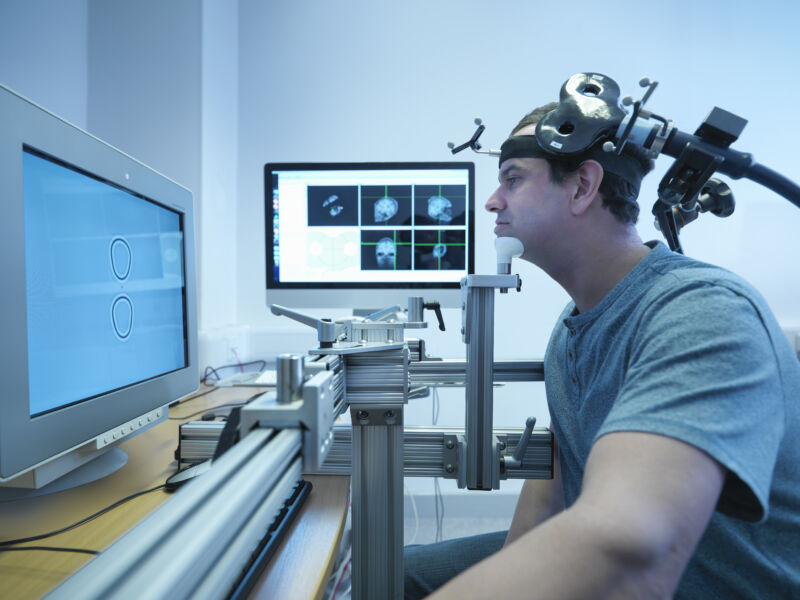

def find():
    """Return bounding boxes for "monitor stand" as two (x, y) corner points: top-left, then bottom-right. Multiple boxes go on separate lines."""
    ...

(0, 447), (128, 502)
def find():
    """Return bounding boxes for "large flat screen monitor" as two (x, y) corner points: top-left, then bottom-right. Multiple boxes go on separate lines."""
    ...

(265, 162), (475, 309)
(0, 84), (198, 495)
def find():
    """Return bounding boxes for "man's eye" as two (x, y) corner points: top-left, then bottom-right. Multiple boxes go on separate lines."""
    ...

(506, 177), (518, 187)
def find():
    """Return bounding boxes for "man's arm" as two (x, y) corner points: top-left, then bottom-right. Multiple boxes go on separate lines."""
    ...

(430, 431), (725, 599)
(504, 432), (564, 546)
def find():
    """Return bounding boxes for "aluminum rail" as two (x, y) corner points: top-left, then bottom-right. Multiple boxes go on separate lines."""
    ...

(48, 428), (302, 600)
(316, 424), (553, 480)
(409, 359), (544, 384)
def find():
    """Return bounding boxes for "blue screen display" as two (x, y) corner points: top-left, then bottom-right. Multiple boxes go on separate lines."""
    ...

(23, 149), (187, 417)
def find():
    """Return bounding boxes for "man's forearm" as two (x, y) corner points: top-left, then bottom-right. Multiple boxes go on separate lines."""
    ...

(432, 503), (671, 600)
(504, 478), (564, 546)
(432, 432), (724, 599)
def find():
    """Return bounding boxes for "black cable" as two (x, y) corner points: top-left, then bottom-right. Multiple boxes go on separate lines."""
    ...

(168, 389), (264, 422)
(0, 484), (165, 548)
(745, 162), (800, 208)
(169, 385), (220, 410)
(201, 360), (267, 385)
(0, 546), (99, 555)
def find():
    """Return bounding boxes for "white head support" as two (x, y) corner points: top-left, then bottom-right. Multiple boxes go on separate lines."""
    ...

(494, 237), (524, 274)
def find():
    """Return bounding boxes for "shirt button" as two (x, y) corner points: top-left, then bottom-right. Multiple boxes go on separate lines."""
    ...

(568, 350), (574, 360)
(571, 376), (577, 384)
(569, 328), (576, 336)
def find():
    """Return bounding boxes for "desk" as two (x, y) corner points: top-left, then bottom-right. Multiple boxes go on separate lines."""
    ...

(0, 386), (350, 599)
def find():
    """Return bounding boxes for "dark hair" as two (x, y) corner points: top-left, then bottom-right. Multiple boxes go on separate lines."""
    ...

(511, 103), (654, 224)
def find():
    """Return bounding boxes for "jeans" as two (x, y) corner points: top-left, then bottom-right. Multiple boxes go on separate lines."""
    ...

(403, 531), (507, 599)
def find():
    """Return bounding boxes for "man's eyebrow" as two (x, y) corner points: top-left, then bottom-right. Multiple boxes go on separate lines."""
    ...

(498, 164), (523, 181)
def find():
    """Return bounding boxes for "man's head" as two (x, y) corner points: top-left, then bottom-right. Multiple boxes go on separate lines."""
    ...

(506, 102), (654, 224)
(486, 102), (654, 270)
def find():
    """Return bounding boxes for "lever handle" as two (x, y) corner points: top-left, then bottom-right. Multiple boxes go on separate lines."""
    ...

(270, 304), (343, 346)
(423, 301), (446, 331)
(512, 417), (537, 466)
(270, 304), (319, 329)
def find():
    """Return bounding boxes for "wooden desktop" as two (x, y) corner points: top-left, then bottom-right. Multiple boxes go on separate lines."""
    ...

(0, 385), (350, 599)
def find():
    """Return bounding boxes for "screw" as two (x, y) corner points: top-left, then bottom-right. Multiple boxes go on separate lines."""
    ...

(384, 410), (395, 419)
(445, 464), (454, 473)
(445, 439), (455, 449)
(498, 441), (506, 451)
(356, 410), (369, 420)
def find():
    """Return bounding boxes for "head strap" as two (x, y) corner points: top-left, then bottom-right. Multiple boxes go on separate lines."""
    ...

(499, 135), (644, 198)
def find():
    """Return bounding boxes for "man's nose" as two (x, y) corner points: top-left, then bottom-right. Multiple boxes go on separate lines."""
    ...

(485, 187), (503, 212)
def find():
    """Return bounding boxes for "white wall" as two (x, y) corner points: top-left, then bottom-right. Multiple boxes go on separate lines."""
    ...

(0, 0), (88, 127)
(86, 0), (202, 215)
(200, 0), (239, 331)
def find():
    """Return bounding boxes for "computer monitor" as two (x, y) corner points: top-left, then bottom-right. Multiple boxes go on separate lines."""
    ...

(265, 162), (475, 310)
(0, 84), (198, 496)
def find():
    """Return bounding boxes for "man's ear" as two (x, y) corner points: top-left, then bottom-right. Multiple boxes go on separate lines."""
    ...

(569, 160), (604, 216)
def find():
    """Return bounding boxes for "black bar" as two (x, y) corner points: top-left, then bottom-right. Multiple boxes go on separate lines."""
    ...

(227, 479), (314, 600)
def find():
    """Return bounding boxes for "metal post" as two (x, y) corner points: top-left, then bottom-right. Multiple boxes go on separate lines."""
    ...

(276, 353), (304, 403)
(346, 347), (408, 600)
(465, 285), (495, 490)
(350, 405), (404, 599)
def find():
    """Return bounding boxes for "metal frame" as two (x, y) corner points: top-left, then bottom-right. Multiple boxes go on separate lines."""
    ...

(50, 257), (551, 600)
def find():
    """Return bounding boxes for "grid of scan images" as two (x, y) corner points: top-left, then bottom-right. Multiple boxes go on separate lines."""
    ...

(306, 183), (467, 271)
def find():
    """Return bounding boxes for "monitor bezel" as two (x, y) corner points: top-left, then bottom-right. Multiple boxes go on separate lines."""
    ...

(264, 161), (476, 299)
(0, 84), (198, 481)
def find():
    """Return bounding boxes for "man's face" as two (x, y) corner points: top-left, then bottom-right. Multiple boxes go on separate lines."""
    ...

(485, 155), (572, 265)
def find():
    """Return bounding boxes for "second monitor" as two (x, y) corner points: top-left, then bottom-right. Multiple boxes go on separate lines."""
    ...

(265, 162), (475, 309)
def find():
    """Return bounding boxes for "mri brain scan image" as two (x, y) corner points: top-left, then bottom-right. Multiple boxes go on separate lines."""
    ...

(374, 196), (399, 223)
(323, 194), (344, 217)
(427, 195), (453, 223)
(375, 237), (396, 268)
(432, 243), (447, 258)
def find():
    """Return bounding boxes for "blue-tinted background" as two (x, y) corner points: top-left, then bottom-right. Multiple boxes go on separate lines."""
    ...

(24, 150), (186, 416)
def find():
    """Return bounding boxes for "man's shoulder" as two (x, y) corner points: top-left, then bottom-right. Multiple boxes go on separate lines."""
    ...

(642, 247), (765, 306)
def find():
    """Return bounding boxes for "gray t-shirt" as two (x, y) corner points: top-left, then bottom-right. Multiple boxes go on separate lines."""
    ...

(545, 242), (800, 598)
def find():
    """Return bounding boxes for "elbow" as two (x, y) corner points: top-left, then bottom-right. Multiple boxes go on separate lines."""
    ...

(575, 500), (681, 572)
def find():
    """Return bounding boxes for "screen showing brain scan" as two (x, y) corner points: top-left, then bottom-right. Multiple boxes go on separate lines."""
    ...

(269, 165), (470, 285)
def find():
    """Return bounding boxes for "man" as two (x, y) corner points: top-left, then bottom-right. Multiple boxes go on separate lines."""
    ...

(405, 102), (800, 599)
